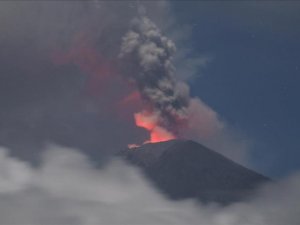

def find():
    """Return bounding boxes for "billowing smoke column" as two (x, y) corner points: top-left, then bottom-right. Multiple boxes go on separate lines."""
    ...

(120, 15), (191, 144)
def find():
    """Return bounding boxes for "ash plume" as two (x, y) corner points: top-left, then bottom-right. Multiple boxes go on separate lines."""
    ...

(119, 10), (231, 154)
(119, 15), (190, 135)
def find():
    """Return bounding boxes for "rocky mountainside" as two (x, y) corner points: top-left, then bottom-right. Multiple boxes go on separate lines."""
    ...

(118, 139), (270, 204)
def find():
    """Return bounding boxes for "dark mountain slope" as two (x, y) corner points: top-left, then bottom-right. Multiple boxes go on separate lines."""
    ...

(118, 139), (270, 204)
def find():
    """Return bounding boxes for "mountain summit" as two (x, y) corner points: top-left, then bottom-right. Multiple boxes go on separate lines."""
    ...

(118, 139), (270, 204)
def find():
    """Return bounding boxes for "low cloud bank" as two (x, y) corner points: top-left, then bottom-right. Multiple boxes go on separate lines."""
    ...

(0, 145), (299, 225)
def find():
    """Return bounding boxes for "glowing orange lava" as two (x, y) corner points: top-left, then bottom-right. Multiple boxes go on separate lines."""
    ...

(134, 111), (175, 144)
(148, 126), (175, 143)
(127, 143), (140, 149)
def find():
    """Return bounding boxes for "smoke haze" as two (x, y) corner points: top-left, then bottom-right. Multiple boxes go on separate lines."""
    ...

(0, 0), (250, 164)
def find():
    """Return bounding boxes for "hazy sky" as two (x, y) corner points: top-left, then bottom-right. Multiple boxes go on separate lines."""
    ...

(0, 1), (298, 179)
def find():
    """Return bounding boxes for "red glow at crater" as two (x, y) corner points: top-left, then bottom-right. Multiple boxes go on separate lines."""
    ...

(134, 111), (175, 144)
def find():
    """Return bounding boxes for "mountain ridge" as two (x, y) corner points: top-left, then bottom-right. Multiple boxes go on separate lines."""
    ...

(118, 139), (270, 204)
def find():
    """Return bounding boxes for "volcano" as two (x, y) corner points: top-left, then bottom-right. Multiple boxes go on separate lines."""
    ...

(118, 139), (270, 204)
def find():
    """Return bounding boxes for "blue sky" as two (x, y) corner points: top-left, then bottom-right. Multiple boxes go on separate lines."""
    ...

(171, 1), (300, 178)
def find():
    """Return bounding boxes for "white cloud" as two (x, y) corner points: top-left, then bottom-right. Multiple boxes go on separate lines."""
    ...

(0, 148), (32, 193)
(0, 145), (299, 225)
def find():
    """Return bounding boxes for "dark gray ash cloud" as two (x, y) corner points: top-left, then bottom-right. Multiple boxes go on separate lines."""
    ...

(120, 14), (190, 134)
(0, 0), (243, 164)
(0, 1), (164, 162)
